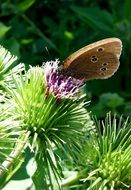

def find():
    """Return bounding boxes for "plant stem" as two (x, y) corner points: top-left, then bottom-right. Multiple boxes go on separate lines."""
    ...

(22, 14), (59, 52)
(61, 172), (80, 187)
(0, 131), (30, 177)
(61, 169), (87, 187)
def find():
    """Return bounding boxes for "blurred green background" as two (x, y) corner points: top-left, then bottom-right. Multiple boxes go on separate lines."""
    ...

(0, 0), (131, 118)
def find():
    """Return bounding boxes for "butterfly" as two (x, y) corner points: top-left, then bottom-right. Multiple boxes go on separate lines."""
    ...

(62, 38), (122, 80)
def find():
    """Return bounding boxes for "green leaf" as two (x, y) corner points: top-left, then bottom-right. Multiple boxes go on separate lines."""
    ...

(32, 156), (50, 190)
(71, 6), (114, 34)
(17, 0), (36, 12)
(2, 38), (20, 57)
(124, 0), (131, 20)
(1, 2), (17, 16)
(99, 93), (124, 109)
(0, 23), (11, 38)
(64, 31), (74, 40)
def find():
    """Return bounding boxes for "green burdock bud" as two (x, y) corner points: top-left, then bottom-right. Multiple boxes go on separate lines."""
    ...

(79, 114), (131, 190)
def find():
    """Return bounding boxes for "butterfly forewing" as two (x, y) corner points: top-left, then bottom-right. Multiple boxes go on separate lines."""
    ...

(63, 38), (122, 80)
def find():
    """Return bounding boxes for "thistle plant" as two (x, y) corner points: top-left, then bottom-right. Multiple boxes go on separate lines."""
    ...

(0, 46), (92, 189)
(84, 114), (131, 190)
(63, 113), (131, 190)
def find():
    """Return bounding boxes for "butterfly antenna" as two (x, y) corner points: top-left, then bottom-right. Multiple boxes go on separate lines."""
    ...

(45, 46), (52, 60)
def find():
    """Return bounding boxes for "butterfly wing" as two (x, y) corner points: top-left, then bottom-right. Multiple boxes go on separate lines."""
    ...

(63, 38), (122, 80)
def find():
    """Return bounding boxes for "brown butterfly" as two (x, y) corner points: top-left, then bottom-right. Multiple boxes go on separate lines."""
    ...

(63, 38), (122, 80)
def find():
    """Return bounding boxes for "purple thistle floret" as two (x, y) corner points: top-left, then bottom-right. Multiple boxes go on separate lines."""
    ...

(43, 60), (84, 98)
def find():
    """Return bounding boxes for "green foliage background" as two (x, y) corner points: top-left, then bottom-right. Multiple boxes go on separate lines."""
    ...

(0, 0), (131, 116)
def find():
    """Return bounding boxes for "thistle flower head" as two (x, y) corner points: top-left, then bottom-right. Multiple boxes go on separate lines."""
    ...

(0, 47), (91, 189)
(43, 59), (84, 98)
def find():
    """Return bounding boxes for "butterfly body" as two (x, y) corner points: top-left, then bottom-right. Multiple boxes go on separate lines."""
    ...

(63, 38), (122, 80)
